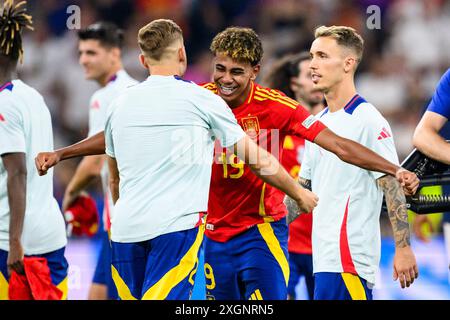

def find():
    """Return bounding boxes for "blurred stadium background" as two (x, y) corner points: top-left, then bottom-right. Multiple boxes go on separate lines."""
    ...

(18, 0), (450, 299)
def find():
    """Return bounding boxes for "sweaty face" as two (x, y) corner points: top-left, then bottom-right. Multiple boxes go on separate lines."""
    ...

(213, 53), (259, 108)
(294, 60), (324, 107)
(78, 40), (115, 82)
(309, 37), (346, 93)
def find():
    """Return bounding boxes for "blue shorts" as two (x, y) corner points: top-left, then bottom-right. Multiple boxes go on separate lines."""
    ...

(92, 231), (118, 299)
(111, 226), (203, 300)
(0, 247), (68, 300)
(314, 272), (373, 300)
(287, 253), (314, 300)
(203, 219), (289, 300)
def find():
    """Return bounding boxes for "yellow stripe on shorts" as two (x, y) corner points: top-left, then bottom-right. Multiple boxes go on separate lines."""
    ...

(111, 265), (138, 300)
(142, 225), (205, 300)
(56, 277), (68, 300)
(257, 223), (290, 285)
(341, 273), (367, 300)
(0, 271), (8, 300)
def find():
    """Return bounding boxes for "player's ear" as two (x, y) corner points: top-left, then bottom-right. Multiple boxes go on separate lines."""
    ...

(178, 46), (187, 64)
(250, 64), (261, 81)
(344, 56), (356, 73)
(139, 54), (149, 70)
(290, 77), (300, 93)
(111, 47), (121, 61)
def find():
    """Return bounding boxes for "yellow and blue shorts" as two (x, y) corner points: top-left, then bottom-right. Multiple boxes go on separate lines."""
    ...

(111, 226), (203, 300)
(314, 272), (373, 300)
(203, 219), (289, 300)
(0, 247), (68, 300)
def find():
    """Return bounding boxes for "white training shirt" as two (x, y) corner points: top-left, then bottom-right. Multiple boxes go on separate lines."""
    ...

(105, 75), (246, 243)
(87, 70), (138, 230)
(0, 80), (67, 254)
(300, 94), (399, 285)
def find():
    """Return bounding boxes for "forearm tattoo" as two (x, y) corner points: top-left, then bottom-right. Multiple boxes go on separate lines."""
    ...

(378, 175), (411, 247)
(299, 178), (311, 191)
(284, 178), (311, 224)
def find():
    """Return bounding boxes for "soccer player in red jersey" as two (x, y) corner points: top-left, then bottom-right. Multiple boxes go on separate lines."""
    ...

(200, 27), (418, 300)
(263, 52), (325, 300)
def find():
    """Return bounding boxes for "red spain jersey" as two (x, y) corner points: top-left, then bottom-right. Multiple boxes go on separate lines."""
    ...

(202, 82), (326, 242)
(282, 135), (313, 254)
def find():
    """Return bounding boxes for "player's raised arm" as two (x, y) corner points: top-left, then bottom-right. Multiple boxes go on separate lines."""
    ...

(233, 135), (318, 214)
(413, 111), (450, 165)
(35, 131), (106, 176)
(313, 128), (419, 195)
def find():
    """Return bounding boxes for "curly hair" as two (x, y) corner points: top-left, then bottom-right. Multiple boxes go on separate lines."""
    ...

(0, 0), (33, 63)
(210, 27), (263, 66)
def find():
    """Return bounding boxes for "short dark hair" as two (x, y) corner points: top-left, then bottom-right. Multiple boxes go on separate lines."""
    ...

(263, 52), (311, 99)
(78, 22), (124, 49)
(210, 27), (263, 66)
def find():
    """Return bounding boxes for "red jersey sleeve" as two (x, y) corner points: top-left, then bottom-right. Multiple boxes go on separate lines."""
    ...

(289, 105), (327, 142)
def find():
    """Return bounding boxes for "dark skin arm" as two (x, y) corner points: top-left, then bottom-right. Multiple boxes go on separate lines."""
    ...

(377, 175), (419, 289)
(314, 128), (419, 195)
(107, 156), (120, 205)
(35, 132), (105, 176)
(2, 152), (27, 275)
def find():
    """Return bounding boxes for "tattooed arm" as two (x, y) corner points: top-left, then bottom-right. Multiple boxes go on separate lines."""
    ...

(284, 178), (312, 224)
(377, 175), (419, 288)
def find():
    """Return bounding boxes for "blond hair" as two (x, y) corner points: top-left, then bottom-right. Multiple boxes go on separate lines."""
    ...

(138, 19), (183, 61)
(314, 25), (364, 65)
(210, 27), (263, 66)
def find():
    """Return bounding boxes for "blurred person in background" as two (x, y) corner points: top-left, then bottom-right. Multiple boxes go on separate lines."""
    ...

(263, 51), (325, 300)
(413, 68), (450, 279)
(0, 0), (67, 300)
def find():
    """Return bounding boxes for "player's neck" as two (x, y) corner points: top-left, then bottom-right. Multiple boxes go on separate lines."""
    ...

(148, 64), (183, 78)
(324, 79), (357, 113)
(0, 66), (14, 85)
(98, 65), (123, 87)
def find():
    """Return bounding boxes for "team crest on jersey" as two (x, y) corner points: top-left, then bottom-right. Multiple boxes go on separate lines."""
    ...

(0, 114), (4, 122)
(241, 116), (260, 139)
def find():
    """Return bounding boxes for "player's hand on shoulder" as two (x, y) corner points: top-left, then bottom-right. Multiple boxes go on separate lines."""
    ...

(395, 168), (419, 196)
(35, 151), (60, 176)
(393, 246), (419, 289)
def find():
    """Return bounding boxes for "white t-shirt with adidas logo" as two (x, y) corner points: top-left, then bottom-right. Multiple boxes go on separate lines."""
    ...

(300, 94), (399, 286)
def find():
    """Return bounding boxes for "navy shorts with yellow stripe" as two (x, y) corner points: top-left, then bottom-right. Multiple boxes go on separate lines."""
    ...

(0, 247), (69, 300)
(314, 272), (373, 300)
(92, 230), (118, 299)
(203, 219), (289, 300)
(111, 226), (204, 300)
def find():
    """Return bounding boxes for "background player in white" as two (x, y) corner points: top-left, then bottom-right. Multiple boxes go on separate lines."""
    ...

(0, 0), (67, 300)
(105, 18), (317, 300)
(287, 25), (419, 300)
